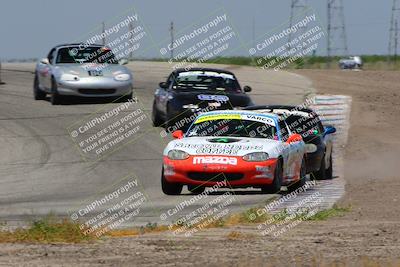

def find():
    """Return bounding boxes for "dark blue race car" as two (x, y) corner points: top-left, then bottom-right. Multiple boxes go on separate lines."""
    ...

(244, 105), (336, 180)
(152, 68), (254, 132)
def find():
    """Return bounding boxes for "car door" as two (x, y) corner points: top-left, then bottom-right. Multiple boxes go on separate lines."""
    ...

(280, 120), (302, 179)
(40, 48), (56, 91)
(36, 48), (54, 91)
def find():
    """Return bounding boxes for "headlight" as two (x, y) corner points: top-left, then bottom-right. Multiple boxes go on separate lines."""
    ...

(242, 152), (269, 162)
(305, 144), (317, 153)
(167, 150), (189, 160)
(60, 73), (79, 81)
(114, 73), (131, 81)
(182, 104), (199, 109)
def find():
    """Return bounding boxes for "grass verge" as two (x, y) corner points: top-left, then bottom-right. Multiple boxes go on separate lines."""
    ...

(0, 216), (95, 243)
(0, 204), (350, 243)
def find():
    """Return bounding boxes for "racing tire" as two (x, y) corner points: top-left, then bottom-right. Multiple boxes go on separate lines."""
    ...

(261, 159), (283, 194)
(311, 154), (326, 180)
(50, 77), (62, 105)
(33, 74), (46, 100)
(188, 185), (205, 194)
(325, 152), (333, 180)
(124, 92), (133, 102)
(152, 101), (163, 127)
(287, 157), (307, 192)
(161, 169), (183, 195)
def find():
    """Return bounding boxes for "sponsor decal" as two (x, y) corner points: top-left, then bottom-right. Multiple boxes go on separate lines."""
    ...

(194, 113), (241, 124)
(197, 94), (229, 102)
(193, 156), (238, 165)
(194, 113), (276, 126)
(174, 143), (263, 152)
(241, 114), (275, 126)
(208, 102), (221, 107)
(178, 71), (234, 80)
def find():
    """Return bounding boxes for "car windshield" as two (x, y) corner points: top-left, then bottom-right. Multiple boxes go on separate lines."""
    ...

(56, 46), (118, 64)
(186, 118), (278, 139)
(172, 71), (241, 92)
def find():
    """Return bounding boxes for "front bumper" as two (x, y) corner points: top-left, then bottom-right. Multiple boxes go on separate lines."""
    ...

(163, 155), (278, 188)
(57, 77), (132, 97)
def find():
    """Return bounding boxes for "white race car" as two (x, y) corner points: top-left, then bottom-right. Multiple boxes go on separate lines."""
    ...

(161, 110), (306, 195)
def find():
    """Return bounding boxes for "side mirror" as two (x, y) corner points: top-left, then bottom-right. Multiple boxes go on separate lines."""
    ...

(324, 126), (336, 136)
(243, 85), (252, 92)
(286, 133), (302, 144)
(119, 58), (129, 65)
(172, 130), (184, 139)
(159, 82), (168, 89)
(40, 58), (50, 65)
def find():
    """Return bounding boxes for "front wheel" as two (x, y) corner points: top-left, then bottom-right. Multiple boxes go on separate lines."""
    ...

(33, 74), (46, 100)
(261, 159), (282, 194)
(50, 77), (62, 105)
(287, 157), (307, 192)
(152, 101), (163, 127)
(161, 169), (182, 195)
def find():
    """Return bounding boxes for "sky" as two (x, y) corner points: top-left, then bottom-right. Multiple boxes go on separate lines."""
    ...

(0, 0), (393, 60)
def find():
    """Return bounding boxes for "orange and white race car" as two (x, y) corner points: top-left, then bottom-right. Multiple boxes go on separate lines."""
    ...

(161, 110), (306, 195)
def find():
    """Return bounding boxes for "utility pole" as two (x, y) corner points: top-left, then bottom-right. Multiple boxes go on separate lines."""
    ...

(102, 22), (106, 45)
(0, 60), (4, 85)
(395, 20), (399, 64)
(129, 21), (134, 60)
(169, 21), (174, 60)
(252, 17), (255, 57)
(388, 0), (400, 68)
(287, 0), (309, 50)
(327, 0), (348, 68)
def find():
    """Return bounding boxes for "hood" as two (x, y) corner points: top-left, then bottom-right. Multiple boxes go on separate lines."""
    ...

(164, 136), (284, 157)
(53, 63), (130, 78)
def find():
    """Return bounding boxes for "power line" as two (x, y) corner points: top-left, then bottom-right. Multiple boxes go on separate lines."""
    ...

(287, 0), (310, 50)
(327, 0), (348, 67)
(129, 21), (134, 60)
(102, 22), (106, 45)
(169, 21), (174, 60)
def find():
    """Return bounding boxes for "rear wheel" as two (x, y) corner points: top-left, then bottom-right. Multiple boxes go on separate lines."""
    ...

(50, 77), (62, 105)
(188, 185), (205, 194)
(161, 168), (182, 195)
(287, 157), (307, 192)
(261, 159), (282, 194)
(311, 154), (326, 180)
(325, 152), (333, 179)
(152, 101), (163, 127)
(33, 74), (46, 100)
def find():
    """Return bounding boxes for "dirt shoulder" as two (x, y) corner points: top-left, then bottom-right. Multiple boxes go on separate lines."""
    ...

(1, 70), (399, 267)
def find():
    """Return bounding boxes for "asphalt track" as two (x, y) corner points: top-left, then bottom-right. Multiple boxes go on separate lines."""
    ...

(0, 62), (317, 227)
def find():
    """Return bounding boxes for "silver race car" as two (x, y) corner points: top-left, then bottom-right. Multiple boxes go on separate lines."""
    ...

(34, 44), (133, 105)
